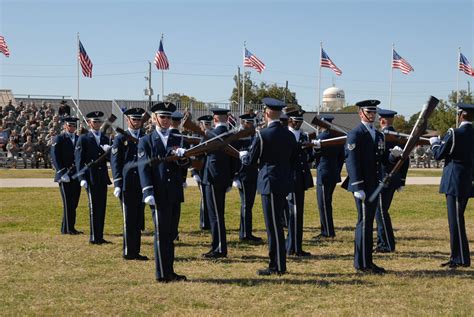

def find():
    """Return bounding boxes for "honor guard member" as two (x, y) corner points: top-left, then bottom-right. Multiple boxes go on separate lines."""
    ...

(111, 108), (148, 260)
(430, 103), (474, 268)
(313, 115), (345, 239)
(285, 109), (314, 256)
(233, 113), (262, 242)
(51, 116), (82, 235)
(374, 109), (409, 253)
(201, 108), (237, 259)
(344, 100), (402, 274)
(191, 115), (213, 230)
(138, 102), (188, 282)
(240, 98), (297, 276)
(75, 111), (112, 244)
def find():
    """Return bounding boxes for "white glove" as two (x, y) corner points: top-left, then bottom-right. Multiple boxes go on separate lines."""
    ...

(429, 136), (441, 145)
(182, 182), (188, 189)
(397, 186), (404, 193)
(226, 186), (232, 193)
(390, 146), (403, 158)
(312, 139), (321, 149)
(286, 193), (292, 201)
(113, 187), (121, 198)
(101, 144), (111, 152)
(144, 195), (156, 205)
(60, 174), (70, 183)
(174, 147), (186, 157)
(193, 174), (201, 183)
(80, 180), (88, 189)
(354, 190), (366, 201)
(232, 179), (242, 189)
(239, 150), (249, 160)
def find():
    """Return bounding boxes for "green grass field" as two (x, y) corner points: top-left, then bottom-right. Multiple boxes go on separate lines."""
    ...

(1, 186), (473, 315)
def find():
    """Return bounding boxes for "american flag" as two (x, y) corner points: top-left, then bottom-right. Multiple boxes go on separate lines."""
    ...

(154, 39), (169, 70)
(320, 48), (342, 75)
(78, 40), (93, 78)
(0, 36), (10, 57)
(459, 53), (474, 77)
(244, 48), (265, 73)
(392, 49), (414, 74)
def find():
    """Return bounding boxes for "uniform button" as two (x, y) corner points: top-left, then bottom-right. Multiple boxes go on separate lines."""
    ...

(166, 169), (170, 172)
(167, 179), (170, 182)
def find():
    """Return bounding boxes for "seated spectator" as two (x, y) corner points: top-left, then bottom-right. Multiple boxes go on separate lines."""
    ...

(0, 124), (10, 152)
(46, 129), (57, 146)
(35, 135), (51, 168)
(9, 130), (19, 144)
(6, 138), (19, 168)
(4, 100), (15, 113)
(16, 111), (28, 127)
(58, 100), (71, 117)
(4, 111), (16, 130)
(35, 121), (49, 140)
(22, 135), (36, 168)
(48, 115), (60, 130)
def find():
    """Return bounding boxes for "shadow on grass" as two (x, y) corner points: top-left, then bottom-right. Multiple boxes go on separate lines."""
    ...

(191, 277), (373, 287)
(397, 235), (445, 242)
(394, 269), (474, 279)
(393, 250), (450, 260)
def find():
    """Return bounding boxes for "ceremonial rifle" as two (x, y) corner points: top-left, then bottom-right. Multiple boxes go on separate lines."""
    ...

(367, 96), (439, 203)
(311, 115), (348, 137)
(302, 135), (348, 149)
(384, 130), (431, 146)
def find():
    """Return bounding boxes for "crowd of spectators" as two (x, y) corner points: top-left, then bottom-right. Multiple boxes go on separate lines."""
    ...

(0, 99), (71, 168)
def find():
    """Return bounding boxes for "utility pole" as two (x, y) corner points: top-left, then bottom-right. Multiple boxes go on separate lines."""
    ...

(284, 80), (288, 103)
(144, 61), (154, 111)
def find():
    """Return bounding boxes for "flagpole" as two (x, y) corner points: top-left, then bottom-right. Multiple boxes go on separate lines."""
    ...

(77, 32), (80, 109)
(317, 42), (322, 114)
(456, 47), (460, 104)
(456, 47), (460, 127)
(389, 44), (394, 110)
(242, 41), (246, 116)
(161, 34), (165, 101)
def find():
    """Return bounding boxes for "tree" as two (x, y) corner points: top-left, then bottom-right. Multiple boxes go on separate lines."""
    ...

(393, 115), (411, 133)
(230, 71), (298, 112)
(448, 89), (473, 105)
(165, 93), (207, 110)
(339, 105), (358, 112)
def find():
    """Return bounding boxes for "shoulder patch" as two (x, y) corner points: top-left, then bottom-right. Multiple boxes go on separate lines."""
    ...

(75, 145), (81, 151)
(138, 151), (145, 158)
(347, 143), (356, 151)
(52, 142), (57, 147)
(112, 147), (118, 155)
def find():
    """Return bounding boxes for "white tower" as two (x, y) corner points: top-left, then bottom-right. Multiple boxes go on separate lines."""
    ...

(322, 86), (345, 111)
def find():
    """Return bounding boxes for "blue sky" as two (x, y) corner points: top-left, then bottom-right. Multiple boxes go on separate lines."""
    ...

(0, 0), (473, 117)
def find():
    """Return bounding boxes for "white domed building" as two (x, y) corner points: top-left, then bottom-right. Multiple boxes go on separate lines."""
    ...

(322, 86), (345, 111)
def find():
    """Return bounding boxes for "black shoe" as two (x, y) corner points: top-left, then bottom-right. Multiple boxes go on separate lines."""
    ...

(123, 254), (137, 260)
(294, 250), (312, 257)
(98, 239), (112, 244)
(202, 251), (227, 259)
(89, 240), (101, 245)
(156, 277), (172, 283)
(373, 247), (391, 253)
(202, 250), (214, 257)
(240, 235), (263, 243)
(171, 273), (187, 281)
(441, 261), (469, 269)
(135, 254), (149, 261)
(70, 229), (84, 235)
(257, 268), (286, 276)
(370, 263), (386, 274)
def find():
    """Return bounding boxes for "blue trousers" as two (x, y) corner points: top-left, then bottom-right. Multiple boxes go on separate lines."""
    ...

(375, 188), (396, 251)
(150, 198), (180, 280)
(58, 180), (81, 234)
(238, 180), (257, 239)
(316, 182), (336, 237)
(86, 182), (108, 243)
(286, 190), (306, 254)
(205, 185), (227, 255)
(120, 189), (144, 257)
(198, 183), (210, 230)
(353, 197), (377, 269)
(261, 193), (287, 273)
(446, 195), (471, 266)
